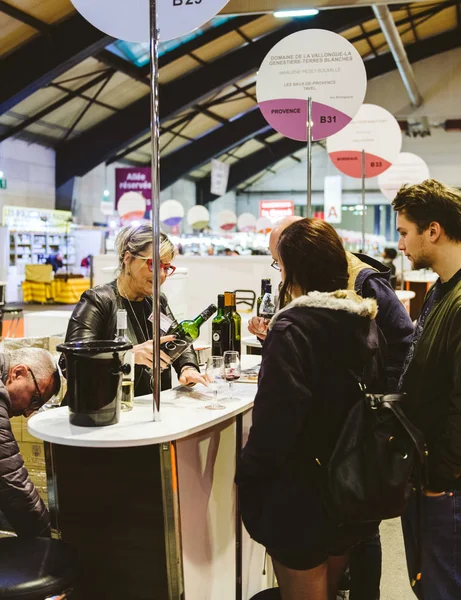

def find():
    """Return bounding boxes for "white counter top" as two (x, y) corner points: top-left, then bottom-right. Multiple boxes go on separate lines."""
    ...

(29, 357), (260, 449)
(395, 290), (416, 301)
(403, 270), (438, 283)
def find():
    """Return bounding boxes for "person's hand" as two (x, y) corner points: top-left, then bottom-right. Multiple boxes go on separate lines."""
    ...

(248, 316), (269, 341)
(179, 367), (208, 387)
(133, 336), (175, 369)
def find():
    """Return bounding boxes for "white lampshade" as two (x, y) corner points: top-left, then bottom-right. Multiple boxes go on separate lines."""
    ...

(218, 210), (237, 231)
(237, 213), (257, 232)
(187, 205), (210, 230)
(160, 200), (184, 227)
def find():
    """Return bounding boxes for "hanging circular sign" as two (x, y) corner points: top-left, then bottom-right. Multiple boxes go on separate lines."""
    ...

(378, 152), (430, 201)
(160, 200), (184, 227)
(218, 210), (237, 231)
(326, 104), (402, 178)
(118, 191), (147, 224)
(71, 0), (231, 43)
(187, 205), (210, 230)
(256, 29), (367, 142)
(256, 217), (273, 234)
(237, 213), (257, 232)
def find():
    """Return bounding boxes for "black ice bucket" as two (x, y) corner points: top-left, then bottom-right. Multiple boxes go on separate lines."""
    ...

(57, 340), (132, 427)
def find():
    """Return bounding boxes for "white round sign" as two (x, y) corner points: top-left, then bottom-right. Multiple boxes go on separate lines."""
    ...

(118, 191), (147, 223)
(187, 205), (210, 229)
(326, 104), (402, 179)
(71, 0), (231, 43)
(378, 152), (430, 201)
(237, 213), (257, 232)
(256, 29), (367, 142)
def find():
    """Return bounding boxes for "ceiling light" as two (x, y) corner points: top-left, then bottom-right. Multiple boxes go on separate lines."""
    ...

(274, 8), (319, 18)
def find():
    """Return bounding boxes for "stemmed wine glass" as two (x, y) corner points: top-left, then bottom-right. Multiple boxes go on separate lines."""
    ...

(259, 293), (278, 320)
(205, 356), (225, 410)
(223, 351), (241, 401)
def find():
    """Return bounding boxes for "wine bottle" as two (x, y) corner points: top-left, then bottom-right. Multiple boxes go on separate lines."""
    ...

(257, 279), (271, 316)
(115, 309), (134, 412)
(212, 294), (228, 356)
(161, 303), (217, 363)
(229, 292), (241, 355)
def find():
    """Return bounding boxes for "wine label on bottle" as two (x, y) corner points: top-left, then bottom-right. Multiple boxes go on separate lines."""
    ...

(161, 338), (190, 362)
(148, 312), (174, 335)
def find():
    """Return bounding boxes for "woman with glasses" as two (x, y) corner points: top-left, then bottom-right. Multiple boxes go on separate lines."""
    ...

(62, 224), (204, 396)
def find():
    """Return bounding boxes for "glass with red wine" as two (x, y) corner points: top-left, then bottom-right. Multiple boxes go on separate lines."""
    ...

(223, 351), (241, 401)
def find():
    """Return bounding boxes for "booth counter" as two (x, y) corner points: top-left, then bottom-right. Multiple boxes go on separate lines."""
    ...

(28, 356), (271, 600)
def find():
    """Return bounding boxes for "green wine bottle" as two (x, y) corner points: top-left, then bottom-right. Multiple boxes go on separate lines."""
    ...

(229, 292), (241, 355)
(212, 294), (227, 356)
(161, 303), (217, 363)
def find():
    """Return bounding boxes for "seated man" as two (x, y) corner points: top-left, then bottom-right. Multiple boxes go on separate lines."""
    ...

(0, 348), (60, 537)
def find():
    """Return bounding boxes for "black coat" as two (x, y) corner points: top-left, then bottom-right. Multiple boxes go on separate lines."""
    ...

(0, 355), (50, 537)
(236, 291), (384, 555)
(60, 281), (199, 395)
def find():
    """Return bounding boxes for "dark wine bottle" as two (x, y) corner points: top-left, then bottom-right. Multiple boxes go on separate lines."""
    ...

(257, 279), (272, 316)
(161, 303), (217, 363)
(221, 292), (234, 354)
(211, 294), (227, 356)
(229, 292), (241, 355)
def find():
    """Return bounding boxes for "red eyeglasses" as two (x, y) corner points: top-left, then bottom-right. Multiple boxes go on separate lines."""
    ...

(132, 255), (176, 276)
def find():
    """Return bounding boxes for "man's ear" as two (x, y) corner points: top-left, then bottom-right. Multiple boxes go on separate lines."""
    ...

(428, 221), (442, 243)
(10, 364), (28, 380)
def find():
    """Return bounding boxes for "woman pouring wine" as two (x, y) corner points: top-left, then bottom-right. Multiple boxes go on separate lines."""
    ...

(60, 224), (206, 396)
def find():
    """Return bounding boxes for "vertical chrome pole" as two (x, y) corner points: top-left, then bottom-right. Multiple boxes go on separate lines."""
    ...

(150, 0), (161, 421)
(361, 149), (366, 253)
(307, 97), (313, 218)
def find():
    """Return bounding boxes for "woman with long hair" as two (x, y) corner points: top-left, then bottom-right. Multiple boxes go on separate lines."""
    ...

(236, 218), (383, 599)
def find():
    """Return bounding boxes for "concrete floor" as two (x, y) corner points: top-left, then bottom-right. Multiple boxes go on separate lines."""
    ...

(381, 518), (415, 600)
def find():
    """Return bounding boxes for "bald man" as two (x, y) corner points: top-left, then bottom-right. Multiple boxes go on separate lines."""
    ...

(249, 216), (414, 391)
(249, 216), (414, 600)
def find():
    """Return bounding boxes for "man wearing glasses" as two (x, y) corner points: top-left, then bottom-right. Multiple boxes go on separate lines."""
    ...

(0, 347), (60, 538)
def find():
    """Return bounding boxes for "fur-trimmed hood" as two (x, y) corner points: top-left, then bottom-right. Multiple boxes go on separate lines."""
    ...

(269, 289), (378, 330)
(268, 290), (381, 374)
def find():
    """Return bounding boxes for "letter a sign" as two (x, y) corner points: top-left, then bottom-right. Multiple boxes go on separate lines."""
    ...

(324, 176), (342, 224)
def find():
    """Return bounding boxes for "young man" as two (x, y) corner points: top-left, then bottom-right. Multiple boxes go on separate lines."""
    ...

(393, 179), (461, 599)
(249, 216), (414, 600)
(0, 347), (60, 537)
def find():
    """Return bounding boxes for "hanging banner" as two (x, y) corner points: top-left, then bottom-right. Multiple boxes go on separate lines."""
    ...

(71, 0), (231, 43)
(211, 159), (230, 197)
(256, 29), (367, 142)
(326, 104), (402, 178)
(377, 152), (430, 201)
(259, 200), (294, 223)
(115, 167), (151, 212)
(324, 176), (342, 224)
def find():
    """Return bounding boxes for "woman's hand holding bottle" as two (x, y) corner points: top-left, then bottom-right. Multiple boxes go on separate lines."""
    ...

(133, 336), (176, 369)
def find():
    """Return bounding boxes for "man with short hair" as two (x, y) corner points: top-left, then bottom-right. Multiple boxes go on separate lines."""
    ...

(394, 179), (461, 599)
(0, 348), (60, 537)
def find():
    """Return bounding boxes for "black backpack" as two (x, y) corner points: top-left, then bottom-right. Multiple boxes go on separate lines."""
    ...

(321, 374), (426, 526)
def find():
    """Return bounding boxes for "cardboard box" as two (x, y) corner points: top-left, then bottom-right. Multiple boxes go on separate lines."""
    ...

(18, 440), (45, 470)
(22, 416), (43, 443)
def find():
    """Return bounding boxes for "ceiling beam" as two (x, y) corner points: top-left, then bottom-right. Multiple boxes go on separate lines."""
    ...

(0, 0), (51, 34)
(55, 6), (372, 187)
(196, 137), (304, 205)
(0, 13), (113, 116)
(160, 108), (271, 189)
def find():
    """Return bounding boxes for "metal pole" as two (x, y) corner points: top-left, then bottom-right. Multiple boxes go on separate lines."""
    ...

(307, 97), (313, 218)
(150, 0), (161, 421)
(361, 149), (366, 253)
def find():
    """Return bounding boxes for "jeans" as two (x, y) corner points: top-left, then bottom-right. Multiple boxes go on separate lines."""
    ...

(402, 489), (461, 599)
(348, 531), (382, 600)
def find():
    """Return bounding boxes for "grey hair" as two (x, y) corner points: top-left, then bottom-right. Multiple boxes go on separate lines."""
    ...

(7, 348), (60, 396)
(115, 224), (175, 272)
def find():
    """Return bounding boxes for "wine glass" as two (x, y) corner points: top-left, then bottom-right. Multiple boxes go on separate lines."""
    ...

(205, 356), (225, 410)
(223, 351), (241, 401)
(259, 293), (278, 320)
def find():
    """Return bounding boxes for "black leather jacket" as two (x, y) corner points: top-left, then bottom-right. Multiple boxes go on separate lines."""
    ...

(60, 281), (199, 395)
